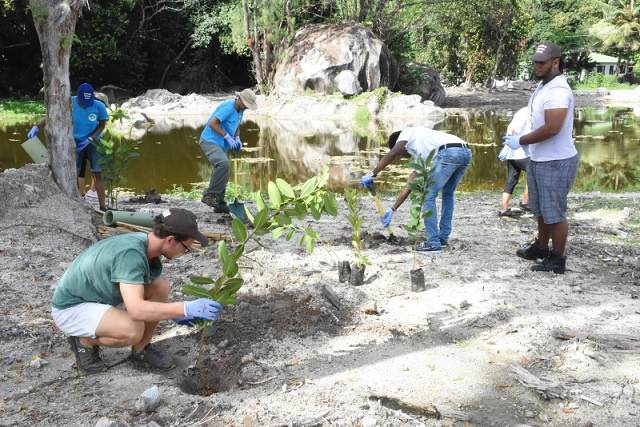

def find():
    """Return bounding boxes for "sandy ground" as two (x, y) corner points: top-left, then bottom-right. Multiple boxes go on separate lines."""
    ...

(0, 88), (639, 427)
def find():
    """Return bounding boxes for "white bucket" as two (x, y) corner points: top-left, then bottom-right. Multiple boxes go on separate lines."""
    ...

(21, 136), (49, 163)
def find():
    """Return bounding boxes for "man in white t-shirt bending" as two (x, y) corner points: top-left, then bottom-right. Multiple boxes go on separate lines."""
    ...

(360, 127), (472, 252)
(502, 42), (579, 274)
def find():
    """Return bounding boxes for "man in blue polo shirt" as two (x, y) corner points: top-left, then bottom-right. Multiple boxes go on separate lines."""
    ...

(27, 83), (110, 211)
(199, 89), (258, 213)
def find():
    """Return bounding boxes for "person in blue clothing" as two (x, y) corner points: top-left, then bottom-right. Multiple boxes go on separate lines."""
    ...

(27, 83), (110, 211)
(361, 127), (472, 252)
(199, 89), (258, 213)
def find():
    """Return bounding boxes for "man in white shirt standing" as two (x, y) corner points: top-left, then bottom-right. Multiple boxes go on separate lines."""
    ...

(503, 42), (579, 274)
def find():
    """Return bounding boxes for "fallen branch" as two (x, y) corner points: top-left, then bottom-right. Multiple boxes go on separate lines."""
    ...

(552, 328), (640, 351)
(509, 363), (567, 399)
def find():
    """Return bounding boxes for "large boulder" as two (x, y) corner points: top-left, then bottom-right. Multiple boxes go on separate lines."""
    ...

(273, 24), (398, 96)
(396, 59), (446, 106)
(99, 85), (133, 106)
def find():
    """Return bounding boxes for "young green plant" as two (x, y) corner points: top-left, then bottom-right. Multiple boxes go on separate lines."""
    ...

(403, 151), (436, 270)
(181, 166), (338, 390)
(344, 188), (370, 268)
(96, 105), (141, 209)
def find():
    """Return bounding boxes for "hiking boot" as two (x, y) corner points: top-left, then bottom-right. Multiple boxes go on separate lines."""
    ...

(516, 240), (550, 261)
(67, 336), (108, 374)
(131, 344), (176, 370)
(414, 242), (441, 253)
(531, 250), (566, 274)
(202, 194), (230, 214)
(519, 202), (531, 212)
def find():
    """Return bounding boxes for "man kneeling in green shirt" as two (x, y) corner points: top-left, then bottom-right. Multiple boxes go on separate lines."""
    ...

(52, 208), (221, 374)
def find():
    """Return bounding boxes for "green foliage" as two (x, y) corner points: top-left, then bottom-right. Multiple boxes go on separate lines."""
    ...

(354, 105), (370, 128)
(344, 188), (370, 268)
(403, 151), (436, 269)
(571, 72), (636, 89)
(0, 100), (45, 118)
(96, 105), (141, 208)
(182, 165), (338, 329)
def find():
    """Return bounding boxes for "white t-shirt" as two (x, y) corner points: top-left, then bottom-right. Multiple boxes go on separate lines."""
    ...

(505, 107), (531, 160)
(527, 74), (577, 161)
(399, 127), (467, 162)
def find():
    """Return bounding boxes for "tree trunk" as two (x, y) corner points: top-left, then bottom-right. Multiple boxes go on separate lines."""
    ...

(29, 0), (86, 198)
(615, 52), (622, 77)
(243, 0), (263, 87)
(487, 37), (503, 89)
(159, 39), (192, 89)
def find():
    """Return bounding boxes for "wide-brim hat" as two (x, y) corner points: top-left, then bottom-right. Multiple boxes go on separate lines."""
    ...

(236, 89), (258, 111)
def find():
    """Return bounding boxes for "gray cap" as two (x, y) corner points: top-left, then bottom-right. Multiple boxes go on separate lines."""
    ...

(160, 208), (208, 246)
(530, 42), (562, 61)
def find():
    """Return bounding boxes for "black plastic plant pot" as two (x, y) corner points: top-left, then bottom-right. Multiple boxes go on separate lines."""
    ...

(410, 268), (425, 292)
(338, 260), (351, 283)
(349, 264), (366, 286)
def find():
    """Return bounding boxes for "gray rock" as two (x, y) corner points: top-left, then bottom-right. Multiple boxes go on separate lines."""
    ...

(134, 385), (162, 412)
(396, 59), (446, 106)
(94, 417), (115, 427)
(274, 24), (398, 97)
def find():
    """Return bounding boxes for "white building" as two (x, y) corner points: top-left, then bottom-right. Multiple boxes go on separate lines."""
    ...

(589, 53), (634, 76)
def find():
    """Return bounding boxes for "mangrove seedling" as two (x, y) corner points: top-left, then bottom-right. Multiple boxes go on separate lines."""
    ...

(182, 166), (338, 391)
(403, 151), (436, 271)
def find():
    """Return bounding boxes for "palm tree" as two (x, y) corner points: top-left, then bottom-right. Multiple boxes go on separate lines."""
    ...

(590, 0), (640, 76)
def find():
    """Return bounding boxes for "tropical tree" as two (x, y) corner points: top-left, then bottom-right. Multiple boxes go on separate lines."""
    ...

(590, 0), (640, 76)
(28, 0), (86, 198)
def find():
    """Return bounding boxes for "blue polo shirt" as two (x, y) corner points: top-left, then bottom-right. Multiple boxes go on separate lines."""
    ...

(71, 96), (109, 141)
(200, 99), (243, 151)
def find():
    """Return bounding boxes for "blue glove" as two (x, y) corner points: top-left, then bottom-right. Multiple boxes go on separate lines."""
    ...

(498, 146), (508, 161)
(502, 135), (522, 150)
(232, 135), (243, 151)
(27, 126), (39, 139)
(173, 316), (196, 327)
(184, 298), (223, 321)
(360, 173), (374, 188)
(223, 134), (236, 149)
(381, 209), (394, 228)
(76, 137), (93, 153)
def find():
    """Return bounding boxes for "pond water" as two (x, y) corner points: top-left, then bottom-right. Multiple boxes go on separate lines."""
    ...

(1, 107), (638, 195)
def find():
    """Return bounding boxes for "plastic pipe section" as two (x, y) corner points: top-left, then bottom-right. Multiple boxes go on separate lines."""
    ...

(103, 210), (156, 227)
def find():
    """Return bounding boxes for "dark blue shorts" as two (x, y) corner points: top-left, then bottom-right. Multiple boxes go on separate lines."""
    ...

(75, 139), (102, 174)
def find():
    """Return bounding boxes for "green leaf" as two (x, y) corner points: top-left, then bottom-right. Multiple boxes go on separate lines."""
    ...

(253, 208), (269, 229)
(218, 241), (229, 264)
(182, 284), (213, 299)
(276, 178), (295, 199)
(406, 162), (422, 171)
(221, 277), (244, 295)
(295, 202), (308, 220)
(254, 192), (266, 212)
(268, 181), (282, 209)
(272, 226), (284, 239)
(274, 213), (292, 226)
(285, 229), (296, 241)
(222, 253), (238, 277)
(322, 192), (338, 216)
(299, 177), (317, 198)
(232, 218), (248, 242)
(189, 276), (216, 285)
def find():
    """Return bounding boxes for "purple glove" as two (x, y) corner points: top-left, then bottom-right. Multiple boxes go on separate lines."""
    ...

(76, 137), (93, 152)
(502, 135), (522, 150)
(223, 134), (235, 149)
(27, 126), (39, 139)
(381, 209), (394, 228)
(184, 298), (223, 321)
(233, 135), (243, 151)
(360, 173), (374, 188)
(498, 146), (508, 161)
(173, 316), (196, 327)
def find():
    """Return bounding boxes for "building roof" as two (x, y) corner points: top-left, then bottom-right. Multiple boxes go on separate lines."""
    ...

(589, 52), (629, 64)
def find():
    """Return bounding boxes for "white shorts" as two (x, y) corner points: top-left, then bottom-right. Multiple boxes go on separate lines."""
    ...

(51, 303), (113, 338)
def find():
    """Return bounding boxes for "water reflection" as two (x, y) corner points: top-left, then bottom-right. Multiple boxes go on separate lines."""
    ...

(1, 107), (638, 194)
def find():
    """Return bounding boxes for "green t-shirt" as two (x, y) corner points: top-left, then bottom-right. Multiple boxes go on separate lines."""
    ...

(52, 233), (163, 309)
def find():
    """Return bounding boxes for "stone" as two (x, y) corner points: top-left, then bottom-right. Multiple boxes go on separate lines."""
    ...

(273, 24), (398, 97)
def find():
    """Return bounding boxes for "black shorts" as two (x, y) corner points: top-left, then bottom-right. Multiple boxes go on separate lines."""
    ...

(503, 158), (530, 194)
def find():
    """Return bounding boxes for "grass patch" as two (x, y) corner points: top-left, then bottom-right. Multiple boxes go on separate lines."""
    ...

(571, 73), (637, 90)
(167, 182), (253, 203)
(0, 100), (46, 118)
